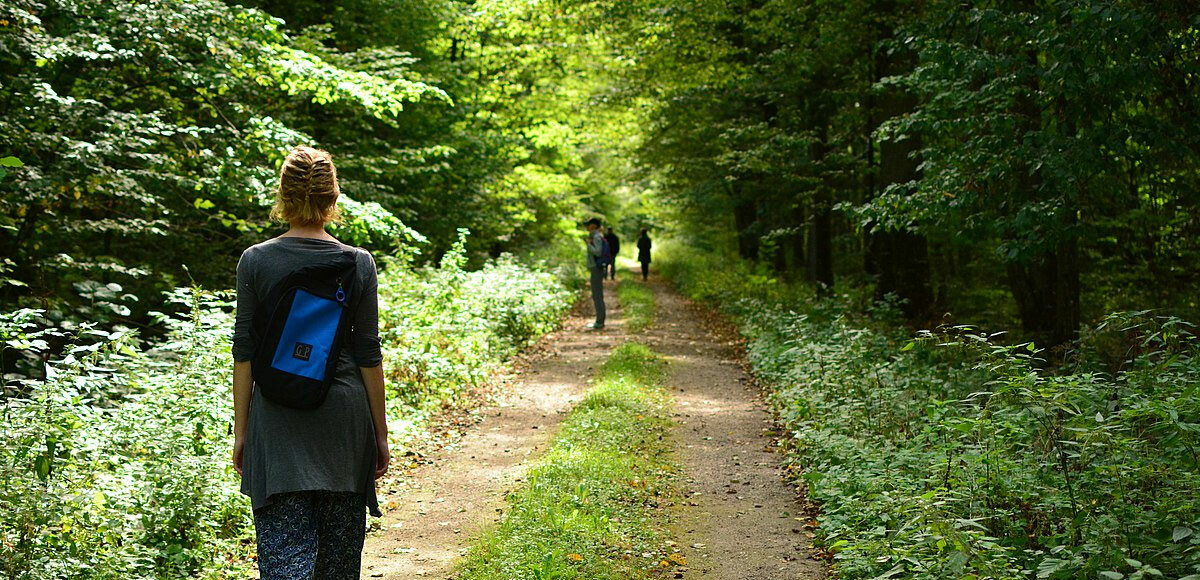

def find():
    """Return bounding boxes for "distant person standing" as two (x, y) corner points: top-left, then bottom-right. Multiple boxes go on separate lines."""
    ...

(637, 228), (652, 280)
(604, 227), (621, 280)
(584, 218), (606, 329)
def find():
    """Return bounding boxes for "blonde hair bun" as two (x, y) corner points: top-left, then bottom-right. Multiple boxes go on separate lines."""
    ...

(270, 145), (342, 226)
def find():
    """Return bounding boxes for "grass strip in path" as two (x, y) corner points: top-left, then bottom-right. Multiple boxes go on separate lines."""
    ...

(455, 343), (683, 579)
(616, 279), (656, 333)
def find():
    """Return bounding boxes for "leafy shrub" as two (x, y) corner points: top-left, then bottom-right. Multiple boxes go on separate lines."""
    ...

(1, 289), (250, 579)
(378, 232), (573, 412)
(661, 244), (1200, 580)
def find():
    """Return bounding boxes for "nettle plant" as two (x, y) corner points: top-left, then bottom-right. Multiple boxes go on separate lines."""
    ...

(772, 314), (1200, 580)
(1, 308), (64, 381)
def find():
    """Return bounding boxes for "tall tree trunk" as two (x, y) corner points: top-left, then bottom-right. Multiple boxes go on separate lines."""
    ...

(1006, 35), (1080, 345)
(807, 198), (833, 294)
(870, 230), (932, 315)
(1007, 255), (1057, 338)
(866, 31), (933, 318)
(1054, 224), (1081, 344)
(1053, 100), (1081, 344)
(731, 181), (759, 260)
(792, 199), (808, 280)
(771, 226), (787, 274)
(1005, 238), (1078, 345)
(808, 124), (834, 294)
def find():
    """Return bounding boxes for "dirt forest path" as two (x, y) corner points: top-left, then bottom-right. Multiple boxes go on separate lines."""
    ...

(361, 282), (630, 578)
(360, 271), (825, 579)
(641, 278), (825, 580)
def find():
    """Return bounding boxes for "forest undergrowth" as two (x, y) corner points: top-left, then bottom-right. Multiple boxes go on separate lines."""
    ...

(660, 244), (1200, 580)
(0, 236), (577, 579)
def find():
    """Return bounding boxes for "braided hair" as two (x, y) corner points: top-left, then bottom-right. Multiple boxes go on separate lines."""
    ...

(270, 145), (342, 226)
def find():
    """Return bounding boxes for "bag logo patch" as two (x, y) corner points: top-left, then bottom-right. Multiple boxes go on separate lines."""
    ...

(292, 342), (313, 361)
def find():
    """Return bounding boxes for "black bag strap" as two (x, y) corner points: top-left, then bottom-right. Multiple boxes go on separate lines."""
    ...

(251, 248), (359, 346)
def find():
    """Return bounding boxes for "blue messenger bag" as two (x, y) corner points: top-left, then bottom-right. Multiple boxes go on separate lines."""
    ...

(251, 249), (358, 409)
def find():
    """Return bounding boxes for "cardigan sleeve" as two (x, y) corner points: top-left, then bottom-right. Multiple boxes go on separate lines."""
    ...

(231, 248), (257, 362)
(349, 249), (383, 367)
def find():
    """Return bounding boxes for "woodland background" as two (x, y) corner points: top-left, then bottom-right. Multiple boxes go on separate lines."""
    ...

(2, 1), (1199, 579)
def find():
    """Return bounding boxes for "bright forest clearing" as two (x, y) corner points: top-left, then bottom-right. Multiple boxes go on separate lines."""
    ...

(2, 1), (1200, 579)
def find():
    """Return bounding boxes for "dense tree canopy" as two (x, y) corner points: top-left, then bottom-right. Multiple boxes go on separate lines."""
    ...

(596, 0), (1200, 343)
(0, 0), (638, 347)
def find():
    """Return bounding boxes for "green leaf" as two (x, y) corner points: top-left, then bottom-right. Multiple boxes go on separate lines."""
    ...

(900, 341), (915, 352)
(1099, 572), (1123, 580)
(1173, 526), (1193, 542)
(34, 454), (50, 481)
(193, 198), (216, 210)
(0, 156), (22, 167)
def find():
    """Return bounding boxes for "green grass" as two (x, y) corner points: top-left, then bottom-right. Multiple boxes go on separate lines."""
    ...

(616, 280), (655, 333)
(455, 343), (682, 580)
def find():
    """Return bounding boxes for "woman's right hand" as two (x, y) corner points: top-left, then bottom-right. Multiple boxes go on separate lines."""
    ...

(374, 435), (390, 479)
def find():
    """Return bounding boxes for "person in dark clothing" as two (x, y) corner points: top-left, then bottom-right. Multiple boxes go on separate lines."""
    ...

(584, 218), (606, 329)
(604, 227), (620, 280)
(637, 229), (652, 280)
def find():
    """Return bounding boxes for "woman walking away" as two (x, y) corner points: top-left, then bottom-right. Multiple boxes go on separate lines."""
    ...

(637, 228), (652, 280)
(231, 145), (390, 580)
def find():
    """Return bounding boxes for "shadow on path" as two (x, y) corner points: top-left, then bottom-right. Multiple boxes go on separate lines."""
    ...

(641, 277), (827, 580)
(360, 280), (627, 578)
(361, 269), (827, 579)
